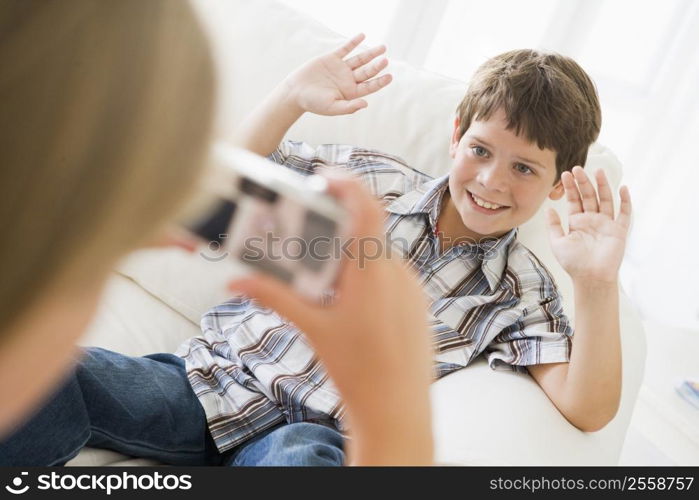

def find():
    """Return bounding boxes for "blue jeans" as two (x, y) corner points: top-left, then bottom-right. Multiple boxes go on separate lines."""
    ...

(0, 347), (344, 466)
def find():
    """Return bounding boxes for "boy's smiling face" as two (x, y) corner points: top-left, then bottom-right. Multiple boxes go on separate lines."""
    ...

(445, 107), (564, 241)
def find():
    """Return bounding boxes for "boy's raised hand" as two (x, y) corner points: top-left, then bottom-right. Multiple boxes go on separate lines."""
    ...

(546, 167), (632, 284)
(283, 33), (393, 116)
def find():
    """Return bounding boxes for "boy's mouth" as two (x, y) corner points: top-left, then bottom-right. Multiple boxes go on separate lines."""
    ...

(466, 190), (510, 213)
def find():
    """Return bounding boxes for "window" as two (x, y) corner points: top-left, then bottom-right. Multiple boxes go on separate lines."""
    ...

(277, 0), (399, 47)
(423, 0), (559, 80)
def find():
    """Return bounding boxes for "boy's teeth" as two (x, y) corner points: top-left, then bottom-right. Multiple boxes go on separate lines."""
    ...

(470, 192), (502, 210)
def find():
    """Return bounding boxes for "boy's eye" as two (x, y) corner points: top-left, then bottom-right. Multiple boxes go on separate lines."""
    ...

(471, 146), (488, 157)
(514, 163), (533, 175)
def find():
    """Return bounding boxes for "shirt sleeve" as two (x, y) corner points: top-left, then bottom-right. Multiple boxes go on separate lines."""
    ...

(267, 140), (428, 205)
(267, 140), (356, 176)
(484, 293), (573, 374)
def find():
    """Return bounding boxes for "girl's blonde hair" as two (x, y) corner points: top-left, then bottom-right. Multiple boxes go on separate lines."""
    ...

(0, 0), (215, 336)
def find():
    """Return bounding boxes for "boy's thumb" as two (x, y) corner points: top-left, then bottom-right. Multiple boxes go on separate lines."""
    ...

(330, 99), (366, 115)
(545, 208), (565, 239)
(350, 99), (368, 112)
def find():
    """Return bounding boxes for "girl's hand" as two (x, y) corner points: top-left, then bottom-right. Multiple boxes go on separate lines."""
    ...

(226, 172), (433, 465)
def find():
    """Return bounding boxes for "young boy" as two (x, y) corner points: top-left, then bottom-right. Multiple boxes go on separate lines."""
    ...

(177, 33), (632, 458)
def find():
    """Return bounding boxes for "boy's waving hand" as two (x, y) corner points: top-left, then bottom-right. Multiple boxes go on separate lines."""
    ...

(238, 33), (393, 156)
(284, 33), (393, 116)
(531, 166), (632, 432)
(546, 166), (632, 283)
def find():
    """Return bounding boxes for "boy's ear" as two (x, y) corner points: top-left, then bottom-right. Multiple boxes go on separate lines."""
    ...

(449, 116), (461, 159)
(548, 178), (565, 200)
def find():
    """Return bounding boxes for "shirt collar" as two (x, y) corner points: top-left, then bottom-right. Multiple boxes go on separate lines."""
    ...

(385, 174), (449, 229)
(478, 228), (517, 292)
(386, 174), (517, 292)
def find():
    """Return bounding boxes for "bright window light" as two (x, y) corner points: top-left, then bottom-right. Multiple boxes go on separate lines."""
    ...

(277, 0), (399, 47)
(423, 0), (559, 80)
(577, 0), (682, 89)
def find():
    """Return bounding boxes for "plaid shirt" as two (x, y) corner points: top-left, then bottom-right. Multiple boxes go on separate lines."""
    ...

(176, 141), (574, 452)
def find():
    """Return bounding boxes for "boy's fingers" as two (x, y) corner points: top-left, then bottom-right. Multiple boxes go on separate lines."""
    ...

(226, 274), (326, 335)
(334, 33), (365, 58)
(356, 74), (393, 98)
(546, 208), (565, 240)
(353, 57), (388, 83)
(345, 44), (386, 70)
(616, 185), (632, 230)
(562, 171), (583, 215)
(327, 98), (367, 115)
(595, 169), (615, 218)
(572, 166), (599, 213)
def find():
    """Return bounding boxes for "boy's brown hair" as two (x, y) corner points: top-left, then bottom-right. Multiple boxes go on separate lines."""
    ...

(455, 49), (601, 182)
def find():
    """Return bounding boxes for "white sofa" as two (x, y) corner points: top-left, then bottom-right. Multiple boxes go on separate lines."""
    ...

(69, 0), (646, 466)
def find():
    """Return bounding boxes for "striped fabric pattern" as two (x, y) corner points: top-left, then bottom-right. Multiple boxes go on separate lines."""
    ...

(176, 141), (573, 452)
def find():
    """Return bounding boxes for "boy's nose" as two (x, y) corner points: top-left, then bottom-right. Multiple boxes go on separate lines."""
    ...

(476, 163), (508, 193)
